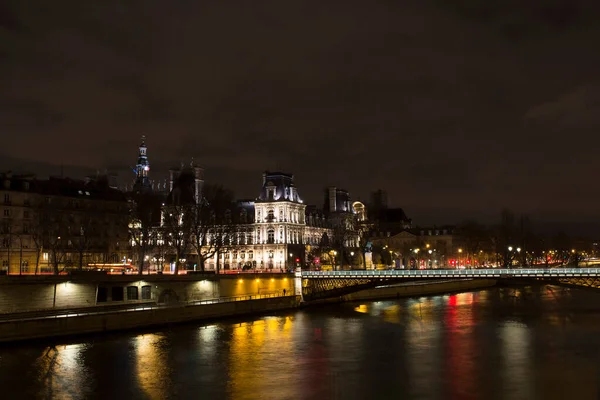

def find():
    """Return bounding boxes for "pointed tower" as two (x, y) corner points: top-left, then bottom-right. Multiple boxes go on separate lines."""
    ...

(133, 135), (152, 193)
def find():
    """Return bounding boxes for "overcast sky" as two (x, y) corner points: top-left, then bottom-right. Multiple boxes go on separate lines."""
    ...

(2, 1), (600, 228)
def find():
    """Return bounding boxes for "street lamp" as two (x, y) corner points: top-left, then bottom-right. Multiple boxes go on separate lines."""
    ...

(413, 248), (419, 269)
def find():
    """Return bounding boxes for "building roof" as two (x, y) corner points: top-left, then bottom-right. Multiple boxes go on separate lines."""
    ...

(257, 171), (302, 203)
(38, 177), (127, 202)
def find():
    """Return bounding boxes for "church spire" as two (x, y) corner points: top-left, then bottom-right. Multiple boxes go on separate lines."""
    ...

(133, 135), (151, 193)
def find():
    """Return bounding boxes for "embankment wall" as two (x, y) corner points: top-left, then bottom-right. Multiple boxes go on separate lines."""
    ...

(0, 275), (295, 313)
(0, 295), (300, 343)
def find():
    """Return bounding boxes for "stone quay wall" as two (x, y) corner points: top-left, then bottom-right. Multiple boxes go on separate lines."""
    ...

(0, 273), (296, 314)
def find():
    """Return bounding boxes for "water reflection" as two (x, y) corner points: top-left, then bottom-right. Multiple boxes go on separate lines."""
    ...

(134, 334), (171, 400)
(2, 285), (600, 399)
(228, 317), (296, 400)
(500, 322), (533, 400)
(34, 344), (88, 399)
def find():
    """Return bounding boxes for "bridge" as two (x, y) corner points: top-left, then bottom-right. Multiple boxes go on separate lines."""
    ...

(300, 268), (600, 301)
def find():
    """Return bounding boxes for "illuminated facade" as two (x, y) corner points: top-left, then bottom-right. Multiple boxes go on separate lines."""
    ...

(205, 171), (320, 271)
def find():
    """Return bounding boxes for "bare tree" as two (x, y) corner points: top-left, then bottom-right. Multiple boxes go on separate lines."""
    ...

(163, 203), (193, 274)
(189, 184), (235, 272)
(73, 213), (93, 270)
(129, 192), (160, 274)
(30, 197), (68, 274)
(329, 214), (359, 270)
(1, 218), (14, 274)
(211, 211), (238, 274)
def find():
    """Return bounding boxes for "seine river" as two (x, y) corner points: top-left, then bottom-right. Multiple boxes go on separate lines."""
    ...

(1, 285), (600, 400)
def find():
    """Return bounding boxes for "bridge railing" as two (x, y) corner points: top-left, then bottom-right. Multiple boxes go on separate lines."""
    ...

(301, 268), (600, 278)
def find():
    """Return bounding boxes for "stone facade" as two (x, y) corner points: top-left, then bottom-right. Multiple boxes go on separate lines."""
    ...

(0, 172), (129, 274)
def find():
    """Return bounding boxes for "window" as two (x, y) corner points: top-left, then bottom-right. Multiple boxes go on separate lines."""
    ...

(248, 251), (253, 260)
(141, 285), (152, 300)
(267, 209), (274, 222)
(127, 286), (139, 300)
(3, 194), (9, 204)
(3, 209), (9, 217)
(111, 286), (124, 301)
(267, 229), (275, 244)
(23, 211), (29, 218)
(43, 252), (49, 261)
(97, 287), (108, 303)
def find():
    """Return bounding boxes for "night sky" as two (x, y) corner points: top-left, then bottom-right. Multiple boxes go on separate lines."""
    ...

(2, 1), (600, 228)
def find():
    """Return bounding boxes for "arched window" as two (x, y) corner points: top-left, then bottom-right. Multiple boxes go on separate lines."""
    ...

(267, 209), (275, 222)
(267, 229), (275, 244)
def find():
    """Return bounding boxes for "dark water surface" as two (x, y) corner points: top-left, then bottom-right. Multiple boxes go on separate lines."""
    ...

(2, 285), (600, 400)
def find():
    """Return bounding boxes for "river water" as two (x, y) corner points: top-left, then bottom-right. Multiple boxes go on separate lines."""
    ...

(1, 285), (600, 400)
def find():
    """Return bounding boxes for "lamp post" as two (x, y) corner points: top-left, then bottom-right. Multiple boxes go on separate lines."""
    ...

(458, 248), (463, 268)
(332, 250), (337, 271)
(413, 248), (420, 270)
(428, 249), (433, 269)
(350, 251), (355, 270)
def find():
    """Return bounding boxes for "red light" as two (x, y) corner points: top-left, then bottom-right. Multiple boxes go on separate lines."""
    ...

(295, 258), (300, 262)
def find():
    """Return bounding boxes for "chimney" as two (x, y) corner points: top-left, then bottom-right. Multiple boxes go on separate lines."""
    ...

(262, 171), (267, 185)
(169, 168), (180, 192)
(107, 173), (118, 189)
(194, 166), (205, 203)
(328, 186), (337, 213)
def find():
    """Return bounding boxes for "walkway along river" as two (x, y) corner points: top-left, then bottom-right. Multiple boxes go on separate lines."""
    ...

(0, 284), (599, 399)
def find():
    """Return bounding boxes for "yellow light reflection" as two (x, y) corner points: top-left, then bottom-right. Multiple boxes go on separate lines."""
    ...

(382, 304), (401, 324)
(35, 344), (86, 399)
(228, 317), (293, 399)
(354, 304), (368, 313)
(134, 334), (170, 400)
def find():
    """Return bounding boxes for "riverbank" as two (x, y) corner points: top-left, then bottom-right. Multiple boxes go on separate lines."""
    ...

(0, 295), (300, 343)
(0, 278), (498, 343)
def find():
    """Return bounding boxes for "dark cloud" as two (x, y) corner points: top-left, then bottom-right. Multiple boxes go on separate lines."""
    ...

(2, 0), (600, 229)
